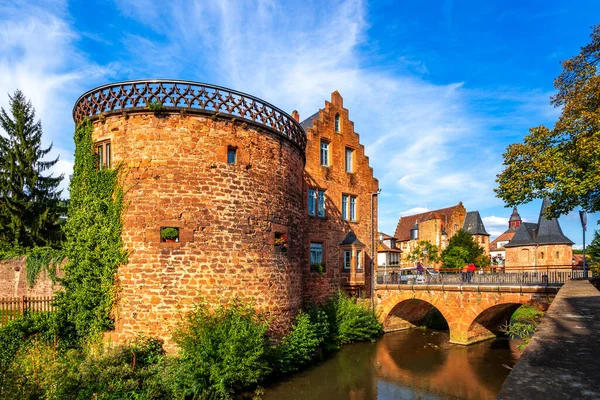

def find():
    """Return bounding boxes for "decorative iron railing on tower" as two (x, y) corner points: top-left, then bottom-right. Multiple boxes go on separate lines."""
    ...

(72, 79), (307, 152)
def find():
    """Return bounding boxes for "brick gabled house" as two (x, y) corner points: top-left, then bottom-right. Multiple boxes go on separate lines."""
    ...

(299, 91), (379, 301)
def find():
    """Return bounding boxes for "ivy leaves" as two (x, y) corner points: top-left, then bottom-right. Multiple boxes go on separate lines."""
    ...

(55, 121), (127, 344)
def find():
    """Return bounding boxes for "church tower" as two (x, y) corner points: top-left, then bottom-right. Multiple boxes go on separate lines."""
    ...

(508, 207), (522, 230)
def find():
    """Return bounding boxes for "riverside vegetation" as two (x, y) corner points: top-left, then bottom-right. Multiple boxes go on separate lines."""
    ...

(0, 293), (383, 399)
(0, 120), (383, 399)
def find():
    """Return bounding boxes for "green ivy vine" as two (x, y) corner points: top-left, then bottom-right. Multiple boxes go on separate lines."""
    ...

(25, 247), (64, 287)
(54, 120), (127, 344)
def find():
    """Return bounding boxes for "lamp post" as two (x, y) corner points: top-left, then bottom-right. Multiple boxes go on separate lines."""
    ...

(580, 210), (587, 278)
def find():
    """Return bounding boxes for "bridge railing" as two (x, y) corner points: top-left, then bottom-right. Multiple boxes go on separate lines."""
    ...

(376, 265), (585, 286)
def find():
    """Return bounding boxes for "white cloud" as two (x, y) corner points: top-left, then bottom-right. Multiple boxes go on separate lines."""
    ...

(400, 207), (430, 216)
(110, 0), (557, 236)
(0, 0), (109, 197)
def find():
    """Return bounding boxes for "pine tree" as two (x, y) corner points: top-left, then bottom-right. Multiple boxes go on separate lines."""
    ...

(0, 90), (64, 249)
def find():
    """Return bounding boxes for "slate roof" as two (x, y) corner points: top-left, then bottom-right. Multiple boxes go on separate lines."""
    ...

(394, 204), (464, 241)
(378, 232), (398, 240)
(463, 211), (490, 236)
(504, 198), (574, 248)
(339, 231), (365, 246)
(300, 111), (320, 130)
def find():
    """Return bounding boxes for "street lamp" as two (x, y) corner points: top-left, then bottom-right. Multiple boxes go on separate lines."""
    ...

(579, 210), (588, 278)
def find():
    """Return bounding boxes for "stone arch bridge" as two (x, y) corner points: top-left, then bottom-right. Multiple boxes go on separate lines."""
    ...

(374, 283), (558, 345)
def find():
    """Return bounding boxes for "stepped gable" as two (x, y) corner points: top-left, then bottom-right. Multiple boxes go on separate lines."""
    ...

(504, 198), (573, 248)
(463, 211), (489, 236)
(394, 204), (463, 241)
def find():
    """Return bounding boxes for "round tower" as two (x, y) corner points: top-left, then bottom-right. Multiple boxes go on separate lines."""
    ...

(73, 80), (308, 349)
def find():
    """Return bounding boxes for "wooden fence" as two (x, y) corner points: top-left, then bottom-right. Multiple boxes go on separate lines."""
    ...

(0, 296), (55, 325)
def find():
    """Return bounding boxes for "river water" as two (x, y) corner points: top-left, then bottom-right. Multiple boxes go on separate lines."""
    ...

(263, 329), (521, 400)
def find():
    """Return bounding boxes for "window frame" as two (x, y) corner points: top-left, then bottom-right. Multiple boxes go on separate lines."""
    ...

(320, 140), (330, 166)
(344, 249), (352, 270)
(309, 188), (326, 218)
(334, 113), (341, 133)
(342, 194), (357, 221)
(345, 147), (354, 173)
(310, 242), (325, 271)
(227, 146), (237, 164)
(356, 249), (362, 270)
(95, 140), (111, 169)
(308, 188), (317, 216)
(350, 196), (356, 221)
(317, 189), (325, 217)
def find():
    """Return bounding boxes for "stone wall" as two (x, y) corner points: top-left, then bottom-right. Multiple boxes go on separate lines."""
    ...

(92, 113), (307, 350)
(301, 91), (379, 302)
(505, 244), (572, 268)
(0, 257), (61, 298)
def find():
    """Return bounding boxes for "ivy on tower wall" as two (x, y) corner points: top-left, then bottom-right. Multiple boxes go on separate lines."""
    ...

(54, 120), (127, 343)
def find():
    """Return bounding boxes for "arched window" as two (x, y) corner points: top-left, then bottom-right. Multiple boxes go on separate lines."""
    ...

(334, 113), (341, 133)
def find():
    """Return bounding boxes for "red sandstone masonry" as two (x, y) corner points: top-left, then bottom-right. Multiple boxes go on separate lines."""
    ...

(0, 257), (62, 298)
(93, 114), (307, 351)
(302, 92), (379, 302)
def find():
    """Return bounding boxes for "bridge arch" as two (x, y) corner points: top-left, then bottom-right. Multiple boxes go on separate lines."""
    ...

(376, 288), (554, 345)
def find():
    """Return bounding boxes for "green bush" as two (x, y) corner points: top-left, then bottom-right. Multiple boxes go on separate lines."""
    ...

(274, 310), (328, 374)
(321, 292), (383, 346)
(172, 299), (272, 399)
(1, 334), (169, 400)
(160, 227), (179, 240)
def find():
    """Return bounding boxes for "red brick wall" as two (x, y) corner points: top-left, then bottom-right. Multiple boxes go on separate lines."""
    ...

(302, 91), (379, 302)
(92, 113), (307, 350)
(0, 257), (62, 298)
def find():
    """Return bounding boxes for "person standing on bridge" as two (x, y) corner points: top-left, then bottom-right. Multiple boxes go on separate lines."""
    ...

(467, 263), (476, 283)
(416, 262), (424, 275)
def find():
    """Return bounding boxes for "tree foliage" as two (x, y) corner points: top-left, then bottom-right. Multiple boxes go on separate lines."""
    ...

(0, 90), (64, 249)
(496, 25), (600, 217)
(441, 229), (484, 268)
(405, 240), (440, 265)
(586, 230), (600, 266)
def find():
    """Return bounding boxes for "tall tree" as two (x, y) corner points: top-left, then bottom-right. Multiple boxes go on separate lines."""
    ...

(0, 90), (64, 248)
(441, 229), (484, 268)
(496, 25), (600, 217)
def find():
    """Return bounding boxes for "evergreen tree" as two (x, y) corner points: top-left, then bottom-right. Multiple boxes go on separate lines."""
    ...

(0, 90), (64, 249)
(441, 229), (484, 268)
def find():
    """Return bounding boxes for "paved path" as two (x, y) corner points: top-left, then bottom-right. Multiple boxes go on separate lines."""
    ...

(498, 279), (600, 399)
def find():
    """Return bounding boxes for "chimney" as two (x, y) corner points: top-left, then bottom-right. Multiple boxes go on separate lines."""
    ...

(291, 110), (300, 122)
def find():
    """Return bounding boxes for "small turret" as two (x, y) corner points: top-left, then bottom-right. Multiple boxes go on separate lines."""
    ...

(410, 223), (419, 240)
(508, 206), (522, 230)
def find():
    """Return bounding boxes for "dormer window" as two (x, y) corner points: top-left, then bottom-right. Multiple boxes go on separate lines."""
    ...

(334, 114), (341, 133)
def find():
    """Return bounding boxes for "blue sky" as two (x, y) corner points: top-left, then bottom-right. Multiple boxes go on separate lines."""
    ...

(1, 0), (598, 246)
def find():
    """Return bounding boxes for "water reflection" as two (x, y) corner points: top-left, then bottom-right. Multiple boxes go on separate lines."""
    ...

(263, 330), (521, 400)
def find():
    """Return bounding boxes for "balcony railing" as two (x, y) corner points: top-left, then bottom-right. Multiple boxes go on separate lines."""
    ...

(72, 79), (307, 152)
(376, 265), (587, 287)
